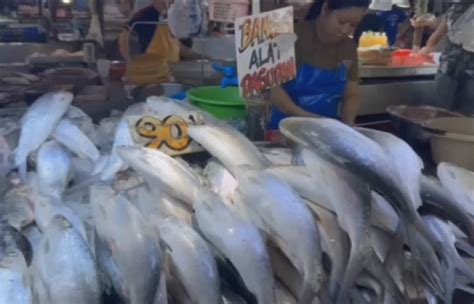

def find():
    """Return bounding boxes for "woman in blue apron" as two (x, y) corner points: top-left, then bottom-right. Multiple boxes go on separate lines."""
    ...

(268, 0), (369, 129)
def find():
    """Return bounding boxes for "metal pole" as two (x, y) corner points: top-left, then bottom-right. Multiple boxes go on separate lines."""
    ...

(252, 0), (260, 14)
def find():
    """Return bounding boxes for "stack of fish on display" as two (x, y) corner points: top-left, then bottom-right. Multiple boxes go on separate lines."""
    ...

(0, 91), (474, 303)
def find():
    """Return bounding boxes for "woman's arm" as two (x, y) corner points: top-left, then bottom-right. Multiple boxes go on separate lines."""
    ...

(421, 16), (448, 54)
(269, 86), (319, 117)
(341, 80), (361, 125)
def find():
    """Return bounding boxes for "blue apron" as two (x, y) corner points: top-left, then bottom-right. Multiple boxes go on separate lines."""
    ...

(268, 63), (347, 130)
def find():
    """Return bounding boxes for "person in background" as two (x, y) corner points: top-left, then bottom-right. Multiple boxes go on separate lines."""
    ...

(412, 3), (474, 114)
(376, 5), (410, 46)
(268, 0), (369, 128)
(117, 0), (197, 62)
(353, 12), (384, 44)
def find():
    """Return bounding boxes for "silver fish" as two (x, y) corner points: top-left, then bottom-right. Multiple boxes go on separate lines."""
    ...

(52, 119), (100, 162)
(358, 127), (424, 210)
(100, 118), (134, 181)
(0, 245), (32, 304)
(34, 214), (100, 304)
(1, 222), (33, 266)
(33, 194), (88, 243)
(91, 184), (162, 304)
(15, 91), (73, 181)
(118, 146), (201, 206)
(424, 216), (474, 304)
(235, 169), (324, 303)
(305, 201), (350, 299)
(371, 192), (399, 234)
(2, 76), (30, 86)
(1, 185), (35, 230)
(187, 124), (268, 176)
(279, 118), (441, 259)
(302, 149), (371, 304)
(159, 218), (220, 304)
(194, 189), (275, 304)
(437, 162), (474, 216)
(420, 175), (474, 245)
(204, 158), (238, 203)
(36, 140), (71, 198)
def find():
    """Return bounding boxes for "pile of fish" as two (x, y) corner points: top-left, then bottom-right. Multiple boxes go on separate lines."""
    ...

(1, 91), (474, 304)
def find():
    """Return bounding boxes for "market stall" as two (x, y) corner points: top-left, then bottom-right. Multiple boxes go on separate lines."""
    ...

(1, 1), (474, 304)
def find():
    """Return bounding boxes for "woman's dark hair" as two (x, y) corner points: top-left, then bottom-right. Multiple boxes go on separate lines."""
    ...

(306, 0), (370, 20)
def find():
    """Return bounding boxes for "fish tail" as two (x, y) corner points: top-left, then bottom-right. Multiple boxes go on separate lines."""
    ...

(335, 247), (366, 304)
(367, 249), (407, 304)
(455, 255), (474, 282)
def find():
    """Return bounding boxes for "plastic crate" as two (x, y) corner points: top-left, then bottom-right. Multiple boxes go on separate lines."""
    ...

(209, 0), (250, 23)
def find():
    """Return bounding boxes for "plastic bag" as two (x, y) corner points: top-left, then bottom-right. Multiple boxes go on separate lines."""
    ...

(168, 0), (203, 39)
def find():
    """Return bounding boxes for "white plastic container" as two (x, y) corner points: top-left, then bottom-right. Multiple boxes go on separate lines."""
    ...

(424, 117), (474, 170)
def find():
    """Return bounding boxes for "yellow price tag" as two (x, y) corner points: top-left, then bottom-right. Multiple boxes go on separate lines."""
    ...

(135, 115), (191, 151)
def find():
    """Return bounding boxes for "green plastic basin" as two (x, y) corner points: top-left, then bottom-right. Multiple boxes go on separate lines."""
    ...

(186, 86), (245, 120)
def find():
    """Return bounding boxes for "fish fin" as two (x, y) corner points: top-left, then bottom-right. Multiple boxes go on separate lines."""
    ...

(455, 282), (474, 294)
(456, 239), (474, 258)
(336, 245), (367, 304)
(366, 249), (407, 304)
(455, 255), (474, 282)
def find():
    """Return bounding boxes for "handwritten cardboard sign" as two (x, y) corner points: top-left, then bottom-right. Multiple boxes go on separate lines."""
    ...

(235, 7), (297, 98)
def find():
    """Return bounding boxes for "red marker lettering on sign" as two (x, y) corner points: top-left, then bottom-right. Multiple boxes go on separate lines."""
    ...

(241, 57), (296, 97)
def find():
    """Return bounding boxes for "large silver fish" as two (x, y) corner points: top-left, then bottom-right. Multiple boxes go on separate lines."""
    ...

(305, 202), (350, 298)
(100, 118), (134, 181)
(33, 214), (100, 304)
(302, 149), (371, 304)
(424, 216), (474, 304)
(91, 184), (162, 304)
(117, 146), (201, 206)
(0, 245), (32, 304)
(194, 189), (275, 304)
(279, 118), (440, 255)
(15, 91), (73, 181)
(36, 140), (71, 198)
(187, 123), (268, 176)
(159, 218), (220, 304)
(1, 185), (35, 230)
(437, 162), (474, 216)
(234, 169), (324, 303)
(358, 127), (424, 210)
(28, 171), (87, 241)
(52, 119), (100, 163)
(420, 175), (474, 244)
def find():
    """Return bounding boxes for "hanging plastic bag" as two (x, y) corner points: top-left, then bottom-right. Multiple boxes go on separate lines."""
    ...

(167, 0), (203, 39)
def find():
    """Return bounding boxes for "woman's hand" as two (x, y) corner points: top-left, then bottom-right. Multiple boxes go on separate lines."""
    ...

(418, 45), (434, 55)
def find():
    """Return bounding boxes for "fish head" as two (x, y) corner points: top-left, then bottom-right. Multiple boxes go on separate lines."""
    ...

(49, 214), (73, 230)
